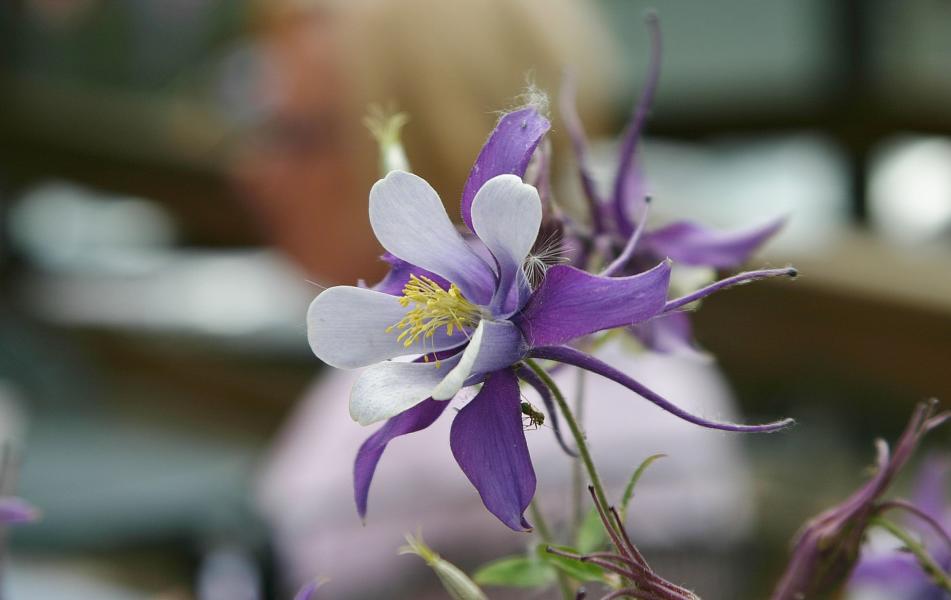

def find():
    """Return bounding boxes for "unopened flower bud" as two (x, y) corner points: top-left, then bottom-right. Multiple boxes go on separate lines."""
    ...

(399, 534), (488, 600)
(364, 104), (410, 174)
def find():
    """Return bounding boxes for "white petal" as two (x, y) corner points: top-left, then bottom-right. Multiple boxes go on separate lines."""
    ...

(350, 356), (462, 425)
(431, 321), (485, 400)
(470, 175), (542, 308)
(307, 286), (462, 369)
(369, 171), (495, 304)
(432, 320), (525, 400)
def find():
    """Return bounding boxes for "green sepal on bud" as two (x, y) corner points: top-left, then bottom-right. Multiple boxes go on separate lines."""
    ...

(399, 533), (488, 600)
(364, 103), (411, 175)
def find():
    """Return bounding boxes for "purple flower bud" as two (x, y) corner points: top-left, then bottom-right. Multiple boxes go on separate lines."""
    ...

(771, 400), (950, 600)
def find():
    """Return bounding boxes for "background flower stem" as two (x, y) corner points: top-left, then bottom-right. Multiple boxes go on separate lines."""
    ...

(528, 499), (574, 600)
(871, 515), (951, 592)
(571, 369), (587, 535)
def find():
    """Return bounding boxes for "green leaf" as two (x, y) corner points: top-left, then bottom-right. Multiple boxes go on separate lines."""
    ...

(541, 545), (606, 583)
(620, 453), (666, 521)
(576, 506), (608, 553)
(473, 555), (557, 588)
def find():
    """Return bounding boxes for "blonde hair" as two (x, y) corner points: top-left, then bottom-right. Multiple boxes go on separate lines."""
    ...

(262, 0), (620, 207)
(239, 0), (620, 282)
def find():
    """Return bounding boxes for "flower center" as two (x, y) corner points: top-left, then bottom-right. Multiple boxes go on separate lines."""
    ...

(386, 275), (481, 350)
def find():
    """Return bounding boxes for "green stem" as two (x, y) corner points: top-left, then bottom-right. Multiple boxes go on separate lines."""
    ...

(872, 516), (951, 591)
(571, 369), (587, 535)
(529, 500), (574, 600)
(525, 359), (612, 521)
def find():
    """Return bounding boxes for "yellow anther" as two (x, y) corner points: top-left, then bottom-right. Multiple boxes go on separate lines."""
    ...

(388, 275), (480, 355)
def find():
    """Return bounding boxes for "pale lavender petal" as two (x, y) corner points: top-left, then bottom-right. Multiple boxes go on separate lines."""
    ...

(529, 345), (795, 433)
(513, 261), (670, 347)
(373, 253), (450, 296)
(349, 354), (462, 426)
(450, 368), (535, 531)
(612, 13), (661, 236)
(470, 175), (542, 312)
(370, 170), (495, 304)
(354, 398), (450, 521)
(462, 108), (550, 231)
(640, 217), (785, 268)
(559, 71), (605, 233)
(0, 497), (39, 524)
(663, 267), (797, 313)
(307, 286), (462, 369)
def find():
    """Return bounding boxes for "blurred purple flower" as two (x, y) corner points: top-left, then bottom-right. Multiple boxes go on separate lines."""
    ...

(307, 108), (794, 531)
(0, 496), (38, 525)
(771, 400), (951, 600)
(293, 578), (328, 600)
(560, 13), (786, 357)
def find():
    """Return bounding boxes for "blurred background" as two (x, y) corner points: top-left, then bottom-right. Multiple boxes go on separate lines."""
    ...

(1, 0), (950, 598)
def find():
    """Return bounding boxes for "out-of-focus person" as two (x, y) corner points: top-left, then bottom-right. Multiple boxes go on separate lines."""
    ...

(229, 0), (617, 285)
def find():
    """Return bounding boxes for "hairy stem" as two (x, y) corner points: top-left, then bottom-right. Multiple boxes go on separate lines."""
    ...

(525, 359), (612, 532)
(572, 369), (587, 534)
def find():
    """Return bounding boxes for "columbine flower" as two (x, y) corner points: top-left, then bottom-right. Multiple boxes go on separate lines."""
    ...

(771, 400), (950, 600)
(560, 12), (786, 357)
(307, 139), (793, 530)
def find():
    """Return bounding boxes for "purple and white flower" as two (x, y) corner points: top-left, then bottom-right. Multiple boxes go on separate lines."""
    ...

(306, 111), (794, 530)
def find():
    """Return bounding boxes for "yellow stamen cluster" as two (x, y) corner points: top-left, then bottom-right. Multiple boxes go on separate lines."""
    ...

(386, 275), (481, 353)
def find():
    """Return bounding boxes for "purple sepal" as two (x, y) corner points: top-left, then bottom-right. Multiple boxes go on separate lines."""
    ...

(354, 398), (450, 522)
(373, 253), (450, 296)
(450, 368), (536, 532)
(559, 71), (605, 233)
(515, 365), (578, 457)
(529, 345), (795, 433)
(513, 261), (670, 347)
(461, 108), (550, 231)
(630, 311), (707, 359)
(640, 217), (785, 268)
(664, 267), (798, 313)
(0, 497), (39, 524)
(612, 13), (661, 236)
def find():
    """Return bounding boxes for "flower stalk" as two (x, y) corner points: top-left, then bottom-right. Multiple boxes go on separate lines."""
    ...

(546, 486), (699, 600)
(870, 516), (951, 592)
(529, 499), (575, 600)
(524, 358), (611, 520)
